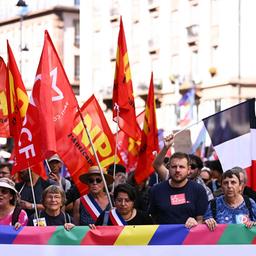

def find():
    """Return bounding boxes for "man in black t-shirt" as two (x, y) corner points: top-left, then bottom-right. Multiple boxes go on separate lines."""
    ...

(149, 151), (208, 227)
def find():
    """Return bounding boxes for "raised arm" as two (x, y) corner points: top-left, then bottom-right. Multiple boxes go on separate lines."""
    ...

(153, 134), (174, 181)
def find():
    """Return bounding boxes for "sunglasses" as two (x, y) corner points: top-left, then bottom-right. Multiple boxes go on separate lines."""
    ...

(0, 187), (11, 194)
(88, 178), (102, 184)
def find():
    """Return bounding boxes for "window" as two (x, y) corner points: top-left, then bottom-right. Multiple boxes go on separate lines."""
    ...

(73, 19), (80, 47)
(211, 0), (219, 26)
(211, 45), (218, 67)
(191, 50), (199, 83)
(214, 99), (221, 112)
(74, 55), (80, 81)
(74, 0), (80, 6)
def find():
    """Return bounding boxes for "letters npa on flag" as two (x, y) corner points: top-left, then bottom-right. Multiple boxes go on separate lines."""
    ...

(0, 58), (10, 137)
(58, 95), (121, 196)
(203, 98), (256, 189)
(12, 31), (78, 173)
(135, 73), (159, 184)
(112, 17), (141, 141)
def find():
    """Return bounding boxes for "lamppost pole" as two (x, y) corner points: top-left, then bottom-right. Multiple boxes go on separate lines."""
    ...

(16, 0), (27, 75)
(19, 14), (23, 74)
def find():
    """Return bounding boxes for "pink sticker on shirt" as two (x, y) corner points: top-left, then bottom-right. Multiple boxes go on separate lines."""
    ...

(170, 193), (186, 205)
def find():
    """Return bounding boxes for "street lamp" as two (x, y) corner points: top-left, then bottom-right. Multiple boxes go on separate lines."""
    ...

(16, 0), (28, 74)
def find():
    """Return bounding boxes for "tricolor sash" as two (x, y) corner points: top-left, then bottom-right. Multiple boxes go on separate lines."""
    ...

(80, 194), (103, 221)
(109, 208), (127, 226)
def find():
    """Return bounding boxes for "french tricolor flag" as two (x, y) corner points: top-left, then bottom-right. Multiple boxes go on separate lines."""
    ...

(203, 98), (256, 190)
(109, 208), (127, 226)
(80, 194), (103, 221)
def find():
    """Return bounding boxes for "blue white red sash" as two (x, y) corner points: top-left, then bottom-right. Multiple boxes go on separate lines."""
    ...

(109, 208), (127, 226)
(80, 194), (103, 221)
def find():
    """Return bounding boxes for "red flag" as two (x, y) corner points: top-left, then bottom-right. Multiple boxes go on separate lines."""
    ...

(0, 58), (10, 137)
(112, 17), (141, 141)
(6, 41), (29, 138)
(135, 73), (159, 184)
(117, 111), (144, 172)
(58, 95), (122, 196)
(12, 30), (78, 173)
(31, 161), (47, 180)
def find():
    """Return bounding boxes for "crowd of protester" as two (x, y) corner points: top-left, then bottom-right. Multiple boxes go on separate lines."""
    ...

(1, 134), (256, 231)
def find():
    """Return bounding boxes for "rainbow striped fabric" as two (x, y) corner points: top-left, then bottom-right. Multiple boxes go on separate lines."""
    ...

(1, 224), (256, 245)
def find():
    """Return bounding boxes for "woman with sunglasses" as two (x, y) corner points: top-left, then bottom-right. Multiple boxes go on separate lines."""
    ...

(91, 183), (153, 227)
(73, 166), (114, 225)
(0, 178), (28, 229)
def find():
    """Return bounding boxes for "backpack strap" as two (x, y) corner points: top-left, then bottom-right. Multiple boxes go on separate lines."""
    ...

(12, 205), (22, 225)
(62, 211), (71, 224)
(210, 199), (217, 220)
(243, 195), (254, 220)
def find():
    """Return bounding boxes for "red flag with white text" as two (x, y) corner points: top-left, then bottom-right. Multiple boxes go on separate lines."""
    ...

(12, 31), (78, 173)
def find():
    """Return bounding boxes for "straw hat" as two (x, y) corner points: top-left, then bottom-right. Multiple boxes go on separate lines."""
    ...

(79, 165), (114, 185)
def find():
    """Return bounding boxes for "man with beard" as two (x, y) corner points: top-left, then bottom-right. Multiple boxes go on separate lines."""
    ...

(153, 135), (213, 201)
(149, 151), (208, 227)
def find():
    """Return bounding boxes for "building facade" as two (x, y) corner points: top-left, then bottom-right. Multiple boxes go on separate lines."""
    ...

(0, 0), (79, 94)
(80, 0), (256, 133)
(0, 0), (255, 135)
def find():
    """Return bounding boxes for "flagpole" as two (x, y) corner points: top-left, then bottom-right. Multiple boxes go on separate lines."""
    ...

(173, 119), (202, 137)
(45, 160), (51, 173)
(111, 103), (120, 194)
(28, 167), (39, 222)
(77, 108), (113, 209)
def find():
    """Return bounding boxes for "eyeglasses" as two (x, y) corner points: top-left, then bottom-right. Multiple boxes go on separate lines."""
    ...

(88, 178), (102, 184)
(190, 164), (198, 170)
(0, 188), (11, 194)
(115, 198), (132, 204)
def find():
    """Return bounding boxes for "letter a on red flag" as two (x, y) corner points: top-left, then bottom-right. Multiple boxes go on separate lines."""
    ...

(13, 30), (78, 173)
(135, 73), (159, 184)
(112, 17), (141, 141)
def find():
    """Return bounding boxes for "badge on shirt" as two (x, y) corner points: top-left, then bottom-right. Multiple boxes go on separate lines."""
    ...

(33, 217), (47, 227)
(235, 214), (249, 224)
(170, 193), (187, 205)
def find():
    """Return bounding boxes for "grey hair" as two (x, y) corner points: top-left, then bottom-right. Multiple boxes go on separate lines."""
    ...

(230, 166), (247, 184)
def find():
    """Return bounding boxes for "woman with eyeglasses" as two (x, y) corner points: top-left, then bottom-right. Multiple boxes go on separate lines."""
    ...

(90, 183), (153, 227)
(73, 166), (114, 225)
(0, 178), (28, 229)
(28, 185), (74, 230)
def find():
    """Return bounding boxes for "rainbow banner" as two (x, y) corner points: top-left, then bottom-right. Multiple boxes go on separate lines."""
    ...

(1, 224), (256, 256)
